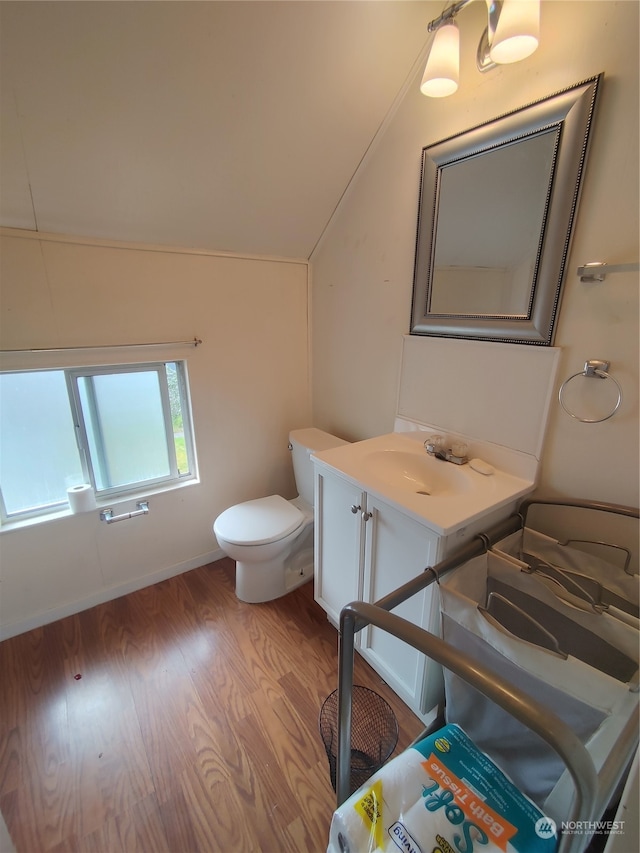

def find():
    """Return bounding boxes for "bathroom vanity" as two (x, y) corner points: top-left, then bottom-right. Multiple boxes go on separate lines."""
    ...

(312, 426), (537, 722)
(311, 334), (561, 722)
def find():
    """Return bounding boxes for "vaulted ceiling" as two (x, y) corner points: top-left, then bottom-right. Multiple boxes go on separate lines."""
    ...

(0, 1), (435, 259)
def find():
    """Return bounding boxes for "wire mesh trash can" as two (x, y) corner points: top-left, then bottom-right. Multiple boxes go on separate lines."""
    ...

(319, 685), (398, 796)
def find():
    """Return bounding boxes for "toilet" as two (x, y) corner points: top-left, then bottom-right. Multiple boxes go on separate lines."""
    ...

(213, 428), (349, 603)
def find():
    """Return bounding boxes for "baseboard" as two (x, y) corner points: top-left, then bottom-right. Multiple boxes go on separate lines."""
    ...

(0, 547), (226, 641)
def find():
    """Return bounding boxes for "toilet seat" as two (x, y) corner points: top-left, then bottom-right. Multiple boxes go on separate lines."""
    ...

(214, 495), (304, 546)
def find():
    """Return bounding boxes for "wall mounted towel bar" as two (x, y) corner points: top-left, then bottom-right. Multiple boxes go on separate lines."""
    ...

(577, 262), (639, 282)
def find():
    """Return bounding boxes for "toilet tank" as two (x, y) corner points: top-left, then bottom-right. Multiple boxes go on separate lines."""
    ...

(289, 428), (349, 506)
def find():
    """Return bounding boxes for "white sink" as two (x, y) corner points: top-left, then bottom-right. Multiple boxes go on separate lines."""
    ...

(312, 431), (535, 535)
(361, 449), (471, 497)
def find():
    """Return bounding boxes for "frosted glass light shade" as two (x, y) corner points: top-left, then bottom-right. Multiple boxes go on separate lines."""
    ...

(490, 0), (540, 64)
(420, 21), (460, 97)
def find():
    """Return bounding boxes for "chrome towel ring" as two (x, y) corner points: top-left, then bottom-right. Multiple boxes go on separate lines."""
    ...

(558, 360), (623, 423)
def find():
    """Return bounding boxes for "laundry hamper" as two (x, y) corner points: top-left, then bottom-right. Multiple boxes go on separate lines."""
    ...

(438, 548), (639, 824)
(494, 525), (639, 629)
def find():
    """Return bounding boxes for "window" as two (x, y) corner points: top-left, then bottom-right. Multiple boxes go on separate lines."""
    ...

(0, 361), (196, 521)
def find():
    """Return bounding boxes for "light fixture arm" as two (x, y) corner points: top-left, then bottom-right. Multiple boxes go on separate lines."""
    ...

(427, 0), (474, 33)
(427, 0), (502, 72)
(478, 1), (502, 71)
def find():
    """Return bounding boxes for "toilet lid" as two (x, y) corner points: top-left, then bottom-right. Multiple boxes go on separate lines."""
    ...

(214, 495), (305, 546)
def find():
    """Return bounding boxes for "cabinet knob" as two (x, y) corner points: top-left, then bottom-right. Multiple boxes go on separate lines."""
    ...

(362, 511), (373, 521)
(350, 504), (361, 514)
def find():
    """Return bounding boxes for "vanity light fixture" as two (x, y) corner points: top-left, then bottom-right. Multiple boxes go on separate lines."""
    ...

(421, 0), (540, 98)
(420, 20), (460, 97)
(490, 0), (540, 63)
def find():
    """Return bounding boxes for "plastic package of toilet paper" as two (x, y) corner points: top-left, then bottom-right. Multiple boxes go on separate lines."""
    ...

(327, 724), (557, 853)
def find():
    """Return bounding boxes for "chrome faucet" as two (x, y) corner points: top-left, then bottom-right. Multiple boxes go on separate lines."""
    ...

(423, 435), (469, 465)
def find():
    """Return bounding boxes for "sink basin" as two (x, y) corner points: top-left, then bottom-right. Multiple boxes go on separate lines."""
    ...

(362, 449), (471, 496)
(311, 431), (535, 535)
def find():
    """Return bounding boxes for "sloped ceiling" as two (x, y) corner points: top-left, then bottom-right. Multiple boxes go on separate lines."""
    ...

(0, 0), (434, 259)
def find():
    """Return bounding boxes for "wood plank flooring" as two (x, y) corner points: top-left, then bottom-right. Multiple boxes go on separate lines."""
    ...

(0, 559), (423, 852)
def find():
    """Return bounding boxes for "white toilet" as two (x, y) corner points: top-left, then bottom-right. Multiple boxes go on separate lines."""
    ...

(213, 428), (349, 603)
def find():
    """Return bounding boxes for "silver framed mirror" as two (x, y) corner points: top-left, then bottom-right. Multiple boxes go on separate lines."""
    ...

(410, 75), (602, 345)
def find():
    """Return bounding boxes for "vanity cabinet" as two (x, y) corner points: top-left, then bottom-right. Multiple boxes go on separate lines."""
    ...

(311, 424), (536, 722)
(314, 466), (444, 720)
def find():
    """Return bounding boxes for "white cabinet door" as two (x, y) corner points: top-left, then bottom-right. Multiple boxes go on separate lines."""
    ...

(360, 494), (443, 716)
(314, 466), (446, 720)
(314, 469), (366, 627)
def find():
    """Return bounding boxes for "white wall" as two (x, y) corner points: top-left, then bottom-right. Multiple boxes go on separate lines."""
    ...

(0, 230), (312, 638)
(1, 1), (638, 638)
(310, 0), (639, 510)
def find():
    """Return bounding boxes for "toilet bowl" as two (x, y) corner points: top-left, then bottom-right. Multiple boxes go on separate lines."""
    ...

(213, 428), (349, 603)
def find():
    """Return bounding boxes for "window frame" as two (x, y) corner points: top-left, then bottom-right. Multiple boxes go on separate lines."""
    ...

(0, 360), (196, 522)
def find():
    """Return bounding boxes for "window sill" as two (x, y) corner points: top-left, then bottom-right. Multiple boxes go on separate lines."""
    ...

(0, 476), (200, 533)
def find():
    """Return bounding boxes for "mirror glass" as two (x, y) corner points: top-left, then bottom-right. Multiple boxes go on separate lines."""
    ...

(411, 76), (601, 345)
(430, 129), (558, 317)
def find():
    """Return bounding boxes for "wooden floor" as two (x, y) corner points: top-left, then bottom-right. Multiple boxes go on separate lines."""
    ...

(0, 559), (423, 852)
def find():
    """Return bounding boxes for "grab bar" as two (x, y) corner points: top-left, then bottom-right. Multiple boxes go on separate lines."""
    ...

(100, 501), (149, 524)
(366, 513), (522, 623)
(338, 602), (599, 853)
(519, 498), (639, 521)
(334, 502), (638, 851)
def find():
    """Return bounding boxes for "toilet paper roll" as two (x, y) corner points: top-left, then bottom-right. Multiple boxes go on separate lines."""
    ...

(67, 484), (96, 513)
